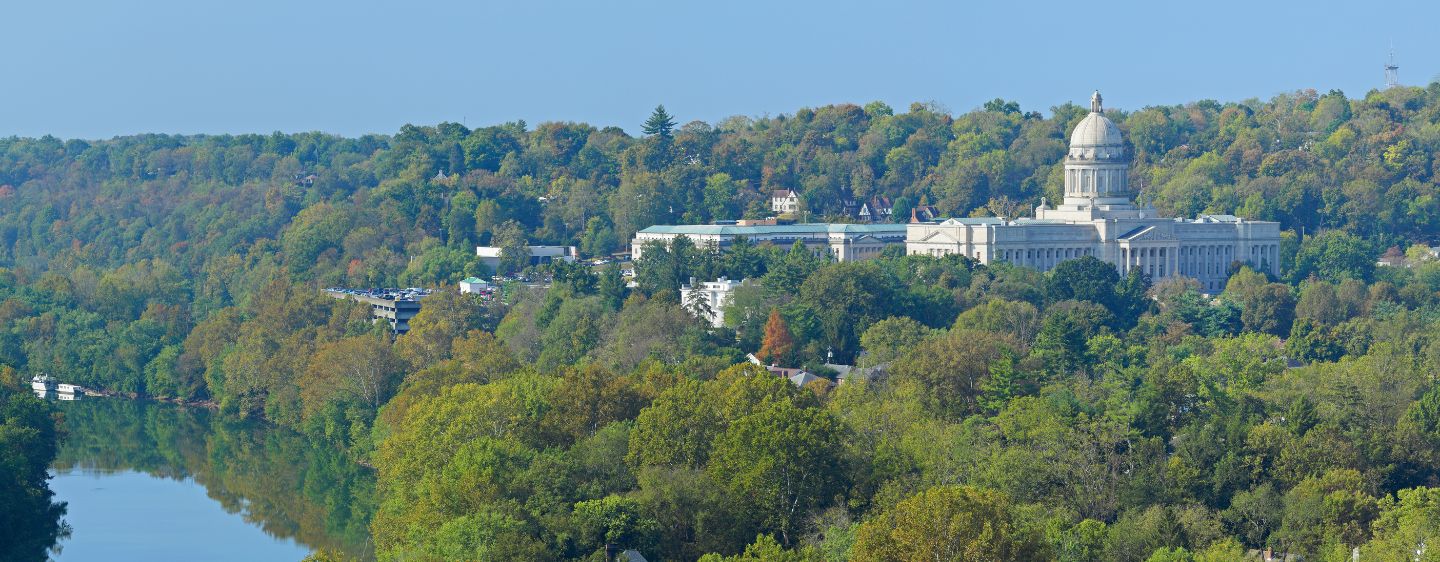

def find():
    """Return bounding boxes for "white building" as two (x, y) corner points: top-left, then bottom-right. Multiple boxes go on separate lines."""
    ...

(771, 189), (800, 214)
(458, 276), (491, 294)
(475, 245), (578, 270)
(680, 276), (744, 327)
(906, 92), (1281, 293)
(631, 223), (906, 262)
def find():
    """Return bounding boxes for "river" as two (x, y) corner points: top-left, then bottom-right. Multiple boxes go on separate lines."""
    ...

(45, 395), (376, 561)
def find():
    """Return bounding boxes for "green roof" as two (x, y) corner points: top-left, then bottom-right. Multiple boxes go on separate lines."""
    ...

(460, 277), (487, 284)
(637, 223), (907, 236)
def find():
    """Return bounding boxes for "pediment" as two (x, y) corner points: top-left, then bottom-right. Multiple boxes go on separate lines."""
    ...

(917, 231), (959, 244)
(1118, 226), (1177, 242)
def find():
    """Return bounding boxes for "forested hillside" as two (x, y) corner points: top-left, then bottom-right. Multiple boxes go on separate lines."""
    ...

(5, 84), (1440, 560)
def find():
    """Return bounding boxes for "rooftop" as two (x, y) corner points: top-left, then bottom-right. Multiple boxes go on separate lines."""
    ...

(638, 223), (907, 236)
(324, 287), (433, 302)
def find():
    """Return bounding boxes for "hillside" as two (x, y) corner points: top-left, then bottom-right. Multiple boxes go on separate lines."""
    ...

(5, 85), (1440, 560)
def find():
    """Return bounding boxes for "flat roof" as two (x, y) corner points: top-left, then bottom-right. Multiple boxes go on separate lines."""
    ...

(638, 223), (907, 236)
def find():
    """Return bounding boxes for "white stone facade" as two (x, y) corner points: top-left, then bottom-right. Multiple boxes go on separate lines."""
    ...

(632, 223), (906, 262)
(680, 277), (744, 328)
(906, 92), (1281, 293)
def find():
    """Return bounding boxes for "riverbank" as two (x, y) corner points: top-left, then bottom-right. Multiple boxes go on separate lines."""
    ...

(81, 388), (219, 409)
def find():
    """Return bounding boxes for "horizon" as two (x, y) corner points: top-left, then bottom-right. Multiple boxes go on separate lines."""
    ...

(1, 0), (1437, 140)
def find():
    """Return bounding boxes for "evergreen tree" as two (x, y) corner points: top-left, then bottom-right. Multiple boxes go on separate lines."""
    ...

(685, 285), (715, 324)
(642, 105), (677, 139)
(597, 262), (626, 311)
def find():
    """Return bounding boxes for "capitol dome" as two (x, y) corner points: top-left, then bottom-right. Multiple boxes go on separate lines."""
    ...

(1061, 91), (1131, 203)
(1068, 91), (1124, 159)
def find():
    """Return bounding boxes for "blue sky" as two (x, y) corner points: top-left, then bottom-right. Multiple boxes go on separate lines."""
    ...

(0, 0), (1434, 139)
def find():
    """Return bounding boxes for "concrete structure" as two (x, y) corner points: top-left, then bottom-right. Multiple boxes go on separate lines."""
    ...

(632, 223), (906, 261)
(680, 277), (745, 327)
(771, 189), (800, 214)
(475, 245), (578, 271)
(325, 288), (430, 334)
(906, 91), (1281, 293)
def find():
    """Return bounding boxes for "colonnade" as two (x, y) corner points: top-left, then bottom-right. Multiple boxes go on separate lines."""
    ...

(1120, 246), (1174, 279)
(997, 246), (1095, 271)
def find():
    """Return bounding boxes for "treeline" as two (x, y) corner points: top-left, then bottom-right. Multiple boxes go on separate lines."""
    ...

(1, 85), (1438, 405)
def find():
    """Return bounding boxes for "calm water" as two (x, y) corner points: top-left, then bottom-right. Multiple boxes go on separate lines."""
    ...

(50, 470), (312, 561)
(46, 396), (376, 562)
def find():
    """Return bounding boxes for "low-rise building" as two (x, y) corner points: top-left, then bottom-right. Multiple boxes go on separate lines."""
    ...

(910, 205), (941, 223)
(458, 276), (492, 294)
(680, 277), (745, 327)
(476, 245), (578, 271)
(631, 223), (906, 261)
(325, 288), (431, 334)
(858, 196), (893, 222)
(771, 189), (800, 214)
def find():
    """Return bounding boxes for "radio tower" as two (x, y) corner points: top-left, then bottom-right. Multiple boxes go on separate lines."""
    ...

(1385, 48), (1400, 89)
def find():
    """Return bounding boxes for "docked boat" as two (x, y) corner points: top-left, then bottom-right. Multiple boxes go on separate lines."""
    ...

(56, 383), (83, 395)
(30, 374), (56, 393)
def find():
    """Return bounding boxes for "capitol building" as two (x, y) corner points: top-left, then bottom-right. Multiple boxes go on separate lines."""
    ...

(906, 92), (1281, 293)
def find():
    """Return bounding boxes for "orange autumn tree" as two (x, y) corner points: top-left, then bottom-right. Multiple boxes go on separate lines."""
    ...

(757, 307), (795, 366)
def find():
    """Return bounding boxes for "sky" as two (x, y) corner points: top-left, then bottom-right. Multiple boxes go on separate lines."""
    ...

(0, 0), (1435, 140)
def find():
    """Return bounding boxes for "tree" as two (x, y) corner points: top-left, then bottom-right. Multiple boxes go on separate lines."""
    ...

(643, 105), (677, 139)
(791, 261), (903, 362)
(758, 308), (795, 365)
(303, 332), (405, 412)
(890, 328), (1016, 419)
(1360, 487), (1440, 561)
(573, 495), (661, 558)
(706, 399), (845, 546)
(1274, 469), (1378, 556)
(952, 298), (1042, 345)
(699, 534), (824, 562)
(1290, 230), (1375, 283)
(1225, 267), (1295, 335)
(643, 105), (679, 169)
(598, 262), (627, 311)
(685, 286), (715, 324)
(850, 485), (1047, 561)
(1046, 256), (1121, 306)
(1031, 301), (1111, 377)
(627, 379), (721, 470)
(0, 388), (68, 561)
(492, 219), (530, 275)
(859, 317), (933, 367)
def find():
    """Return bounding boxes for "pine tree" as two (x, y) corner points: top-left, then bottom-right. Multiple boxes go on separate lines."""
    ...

(642, 105), (676, 139)
(757, 307), (794, 366)
(684, 285), (714, 324)
(597, 263), (625, 311)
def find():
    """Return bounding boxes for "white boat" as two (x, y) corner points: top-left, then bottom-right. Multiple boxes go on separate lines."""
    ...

(56, 383), (83, 395)
(30, 374), (56, 392)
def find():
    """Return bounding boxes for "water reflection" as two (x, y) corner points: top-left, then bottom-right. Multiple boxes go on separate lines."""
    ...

(52, 398), (376, 560)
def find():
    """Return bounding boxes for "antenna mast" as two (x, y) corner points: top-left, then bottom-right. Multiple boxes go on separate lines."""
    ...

(1385, 48), (1400, 89)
